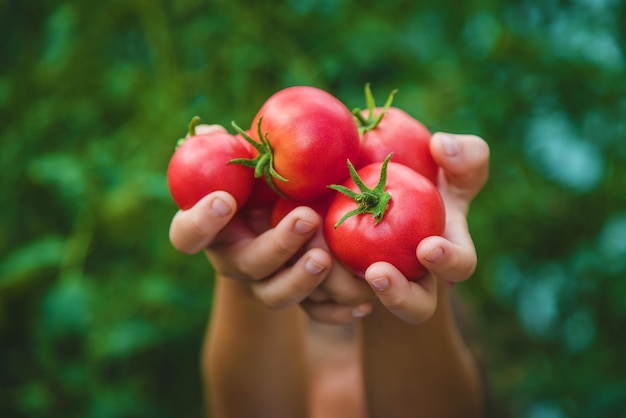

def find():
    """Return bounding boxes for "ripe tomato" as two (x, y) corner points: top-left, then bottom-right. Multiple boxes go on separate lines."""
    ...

(324, 154), (445, 281)
(167, 117), (254, 210)
(232, 86), (361, 203)
(354, 85), (438, 185)
(270, 196), (333, 228)
(243, 177), (280, 210)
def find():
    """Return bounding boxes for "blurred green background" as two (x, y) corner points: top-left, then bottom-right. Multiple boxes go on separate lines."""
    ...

(1, 0), (625, 417)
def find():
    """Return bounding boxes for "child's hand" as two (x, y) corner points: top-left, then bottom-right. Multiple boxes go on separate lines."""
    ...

(301, 133), (490, 325)
(170, 193), (334, 309)
(364, 132), (489, 323)
(168, 124), (489, 325)
(169, 122), (336, 310)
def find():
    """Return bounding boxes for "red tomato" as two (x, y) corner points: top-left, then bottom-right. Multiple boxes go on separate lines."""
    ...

(324, 155), (445, 281)
(354, 85), (438, 185)
(233, 86), (361, 203)
(270, 196), (332, 228)
(167, 117), (254, 210)
(244, 177), (280, 210)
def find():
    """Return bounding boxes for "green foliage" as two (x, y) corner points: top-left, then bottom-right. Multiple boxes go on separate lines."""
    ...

(1, 0), (625, 417)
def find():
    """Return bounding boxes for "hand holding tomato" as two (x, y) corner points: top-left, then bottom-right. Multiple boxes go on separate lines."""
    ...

(169, 190), (337, 309)
(168, 128), (489, 324)
(166, 84), (489, 326)
(364, 132), (489, 323)
(168, 118), (341, 310)
(300, 132), (490, 325)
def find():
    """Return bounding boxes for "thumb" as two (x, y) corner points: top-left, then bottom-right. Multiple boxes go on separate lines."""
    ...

(430, 132), (490, 203)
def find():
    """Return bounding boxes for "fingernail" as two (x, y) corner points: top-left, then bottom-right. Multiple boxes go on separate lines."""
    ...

(294, 219), (316, 234)
(440, 134), (459, 157)
(370, 277), (390, 291)
(425, 246), (444, 263)
(352, 304), (372, 318)
(211, 197), (232, 217)
(305, 258), (325, 275)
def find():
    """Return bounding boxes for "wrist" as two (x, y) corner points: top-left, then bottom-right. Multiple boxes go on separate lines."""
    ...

(214, 273), (258, 302)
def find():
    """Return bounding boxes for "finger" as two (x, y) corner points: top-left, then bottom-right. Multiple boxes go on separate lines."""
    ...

(308, 288), (332, 303)
(250, 248), (332, 310)
(417, 234), (476, 284)
(304, 232), (375, 306)
(295, 230), (375, 322)
(300, 299), (373, 325)
(430, 132), (490, 207)
(189, 124), (228, 136)
(169, 191), (237, 254)
(229, 206), (321, 280)
(317, 264), (374, 307)
(300, 261), (375, 324)
(364, 262), (438, 324)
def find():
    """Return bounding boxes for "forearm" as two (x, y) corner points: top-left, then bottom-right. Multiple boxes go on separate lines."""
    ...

(360, 280), (484, 418)
(202, 275), (310, 418)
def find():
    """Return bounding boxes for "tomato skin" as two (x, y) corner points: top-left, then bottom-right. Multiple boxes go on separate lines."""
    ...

(270, 196), (333, 228)
(324, 161), (445, 281)
(250, 86), (361, 203)
(244, 177), (280, 210)
(357, 107), (439, 185)
(167, 131), (254, 210)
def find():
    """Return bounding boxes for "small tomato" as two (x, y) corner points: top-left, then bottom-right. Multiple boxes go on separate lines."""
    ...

(354, 84), (438, 185)
(167, 117), (254, 210)
(324, 154), (445, 281)
(232, 86), (361, 203)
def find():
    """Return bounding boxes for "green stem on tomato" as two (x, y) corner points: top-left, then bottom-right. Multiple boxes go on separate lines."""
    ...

(329, 153), (393, 228)
(351, 83), (398, 136)
(188, 115), (201, 136)
(229, 117), (288, 197)
(175, 115), (202, 149)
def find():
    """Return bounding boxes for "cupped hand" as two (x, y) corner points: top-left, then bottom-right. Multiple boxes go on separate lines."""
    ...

(170, 192), (334, 309)
(362, 132), (490, 324)
(169, 125), (489, 325)
(169, 124), (334, 310)
(301, 132), (490, 325)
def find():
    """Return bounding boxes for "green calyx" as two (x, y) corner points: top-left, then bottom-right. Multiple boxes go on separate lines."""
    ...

(329, 153), (393, 228)
(175, 115), (202, 148)
(229, 117), (288, 197)
(351, 83), (398, 136)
